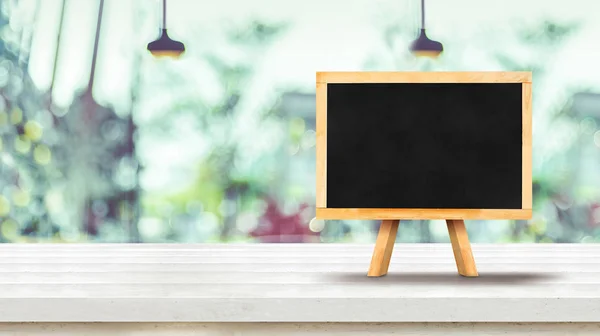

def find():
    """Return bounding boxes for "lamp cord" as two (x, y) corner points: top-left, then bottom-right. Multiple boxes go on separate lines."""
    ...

(162, 0), (166, 29)
(421, 0), (425, 29)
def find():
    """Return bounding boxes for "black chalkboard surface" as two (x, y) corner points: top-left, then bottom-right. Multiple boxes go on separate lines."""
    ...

(315, 72), (532, 220)
(327, 83), (522, 209)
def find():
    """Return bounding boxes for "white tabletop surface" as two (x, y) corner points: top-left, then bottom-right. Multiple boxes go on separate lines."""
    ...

(0, 243), (599, 322)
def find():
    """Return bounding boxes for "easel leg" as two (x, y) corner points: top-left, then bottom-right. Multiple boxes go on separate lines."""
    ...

(368, 219), (400, 277)
(446, 219), (478, 277)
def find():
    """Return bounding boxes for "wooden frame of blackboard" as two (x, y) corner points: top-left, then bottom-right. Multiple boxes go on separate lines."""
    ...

(315, 71), (533, 220)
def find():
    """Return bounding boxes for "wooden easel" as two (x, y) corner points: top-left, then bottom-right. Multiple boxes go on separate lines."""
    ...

(315, 71), (532, 277)
(367, 219), (478, 277)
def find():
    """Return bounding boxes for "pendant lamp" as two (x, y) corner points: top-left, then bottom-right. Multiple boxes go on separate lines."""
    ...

(409, 0), (443, 58)
(147, 0), (185, 58)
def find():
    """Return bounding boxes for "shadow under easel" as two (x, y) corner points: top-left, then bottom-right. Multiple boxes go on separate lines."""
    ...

(327, 272), (558, 285)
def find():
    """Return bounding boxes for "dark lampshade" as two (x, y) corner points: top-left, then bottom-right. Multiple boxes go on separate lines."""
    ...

(147, 29), (185, 58)
(409, 29), (443, 58)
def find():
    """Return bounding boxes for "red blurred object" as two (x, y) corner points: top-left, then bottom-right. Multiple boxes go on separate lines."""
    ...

(250, 197), (318, 243)
(590, 202), (600, 227)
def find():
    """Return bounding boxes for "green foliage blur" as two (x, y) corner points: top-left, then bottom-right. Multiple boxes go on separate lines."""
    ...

(0, 0), (599, 243)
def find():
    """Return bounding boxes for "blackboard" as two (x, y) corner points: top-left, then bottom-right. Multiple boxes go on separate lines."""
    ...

(315, 72), (532, 220)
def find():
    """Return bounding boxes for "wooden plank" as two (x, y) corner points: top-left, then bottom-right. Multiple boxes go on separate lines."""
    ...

(316, 208), (532, 220)
(367, 220), (399, 277)
(4, 270), (600, 285)
(446, 220), (478, 277)
(1, 296), (599, 322)
(1, 322), (600, 335)
(522, 81), (533, 210)
(1, 296), (600, 322)
(9, 322), (600, 335)
(2, 262), (599, 273)
(316, 71), (532, 84)
(5, 251), (600, 258)
(4, 244), (600, 252)
(5, 256), (600, 264)
(315, 80), (327, 207)
(1, 283), (600, 299)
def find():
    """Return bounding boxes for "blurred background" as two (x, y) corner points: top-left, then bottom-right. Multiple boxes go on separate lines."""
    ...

(0, 0), (600, 243)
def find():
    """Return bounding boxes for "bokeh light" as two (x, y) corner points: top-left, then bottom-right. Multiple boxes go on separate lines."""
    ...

(0, 196), (10, 216)
(10, 107), (22, 124)
(14, 135), (31, 153)
(12, 188), (30, 207)
(309, 217), (325, 233)
(594, 131), (600, 148)
(23, 120), (43, 140)
(33, 144), (51, 164)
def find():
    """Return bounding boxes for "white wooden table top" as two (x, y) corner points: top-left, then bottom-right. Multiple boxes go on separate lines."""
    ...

(0, 243), (599, 322)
